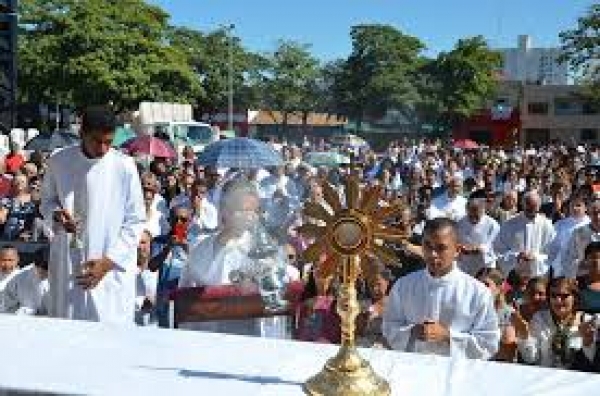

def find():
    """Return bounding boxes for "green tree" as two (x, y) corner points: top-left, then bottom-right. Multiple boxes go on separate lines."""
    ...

(560, 4), (600, 105)
(18, 0), (202, 111)
(167, 26), (267, 115)
(330, 24), (425, 131)
(259, 40), (321, 133)
(420, 36), (502, 133)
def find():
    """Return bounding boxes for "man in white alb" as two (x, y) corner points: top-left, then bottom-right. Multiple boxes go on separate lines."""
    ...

(41, 106), (146, 324)
(382, 218), (499, 359)
(493, 191), (556, 278)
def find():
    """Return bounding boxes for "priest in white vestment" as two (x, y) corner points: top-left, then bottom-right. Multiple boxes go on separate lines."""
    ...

(456, 192), (500, 276)
(41, 106), (146, 324)
(494, 192), (556, 278)
(383, 218), (500, 359)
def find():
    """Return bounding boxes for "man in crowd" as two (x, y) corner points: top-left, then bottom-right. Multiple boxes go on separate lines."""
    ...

(382, 218), (499, 359)
(0, 245), (20, 311)
(494, 191), (556, 278)
(456, 191), (500, 276)
(0, 247), (49, 315)
(135, 230), (157, 326)
(561, 198), (600, 279)
(141, 172), (168, 238)
(41, 105), (146, 324)
(430, 175), (467, 221)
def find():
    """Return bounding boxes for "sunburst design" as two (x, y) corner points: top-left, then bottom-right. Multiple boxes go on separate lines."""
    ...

(298, 176), (409, 285)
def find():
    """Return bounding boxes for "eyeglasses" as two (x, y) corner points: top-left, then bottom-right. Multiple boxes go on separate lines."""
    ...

(175, 216), (189, 222)
(287, 254), (296, 260)
(550, 293), (572, 300)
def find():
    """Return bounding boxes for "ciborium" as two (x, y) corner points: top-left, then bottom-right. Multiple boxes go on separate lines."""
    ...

(297, 174), (407, 396)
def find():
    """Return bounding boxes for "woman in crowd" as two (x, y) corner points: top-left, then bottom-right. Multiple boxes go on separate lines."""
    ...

(0, 173), (36, 241)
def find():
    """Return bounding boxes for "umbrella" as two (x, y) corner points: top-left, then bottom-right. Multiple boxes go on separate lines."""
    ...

(305, 151), (351, 168)
(112, 126), (136, 147)
(24, 130), (80, 152)
(121, 135), (177, 158)
(197, 137), (283, 168)
(453, 139), (479, 150)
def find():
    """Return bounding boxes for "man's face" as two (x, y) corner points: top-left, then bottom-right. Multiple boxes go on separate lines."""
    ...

(422, 227), (459, 278)
(138, 232), (152, 267)
(524, 196), (540, 219)
(467, 201), (484, 224)
(82, 130), (114, 158)
(589, 204), (600, 228)
(447, 179), (461, 198)
(142, 178), (156, 202)
(0, 249), (18, 276)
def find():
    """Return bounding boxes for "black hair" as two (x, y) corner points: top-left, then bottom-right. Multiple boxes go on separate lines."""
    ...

(584, 241), (600, 258)
(32, 247), (49, 271)
(423, 218), (458, 239)
(81, 105), (117, 133)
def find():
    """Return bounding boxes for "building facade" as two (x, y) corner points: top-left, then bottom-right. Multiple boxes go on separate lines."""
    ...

(499, 35), (569, 85)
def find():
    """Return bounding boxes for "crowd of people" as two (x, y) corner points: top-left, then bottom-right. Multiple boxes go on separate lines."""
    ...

(1, 106), (600, 374)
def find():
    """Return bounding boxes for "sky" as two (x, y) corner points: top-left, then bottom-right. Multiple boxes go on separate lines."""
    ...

(151, 0), (596, 60)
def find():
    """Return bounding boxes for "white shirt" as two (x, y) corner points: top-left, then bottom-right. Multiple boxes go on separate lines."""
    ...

(382, 266), (499, 359)
(430, 194), (467, 221)
(518, 310), (594, 368)
(548, 216), (590, 277)
(456, 215), (500, 276)
(494, 213), (556, 277)
(145, 194), (169, 238)
(0, 264), (49, 315)
(41, 146), (146, 324)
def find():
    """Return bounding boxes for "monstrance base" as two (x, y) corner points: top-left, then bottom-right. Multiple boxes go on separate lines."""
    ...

(303, 345), (391, 396)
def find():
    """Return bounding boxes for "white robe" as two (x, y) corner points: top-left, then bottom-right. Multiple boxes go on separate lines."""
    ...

(0, 264), (49, 315)
(41, 146), (146, 324)
(145, 194), (169, 238)
(456, 215), (500, 276)
(494, 213), (556, 277)
(382, 266), (499, 359)
(548, 216), (590, 277)
(561, 223), (600, 279)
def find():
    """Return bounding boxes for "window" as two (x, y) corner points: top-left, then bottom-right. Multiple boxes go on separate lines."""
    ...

(581, 129), (598, 141)
(583, 102), (599, 115)
(554, 98), (582, 115)
(527, 102), (549, 115)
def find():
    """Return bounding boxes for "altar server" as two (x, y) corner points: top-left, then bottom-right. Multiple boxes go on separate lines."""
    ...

(382, 218), (500, 359)
(456, 191), (500, 276)
(493, 191), (556, 277)
(41, 106), (146, 324)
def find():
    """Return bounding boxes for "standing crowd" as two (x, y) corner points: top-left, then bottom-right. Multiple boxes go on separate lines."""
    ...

(1, 106), (600, 373)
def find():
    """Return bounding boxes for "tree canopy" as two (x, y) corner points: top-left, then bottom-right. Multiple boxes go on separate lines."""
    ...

(560, 4), (600, 105)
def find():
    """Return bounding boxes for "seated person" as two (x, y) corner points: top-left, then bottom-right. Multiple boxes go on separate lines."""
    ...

(178, 179), (299, 336)
(0, 247), (49, 315)
(382, 218), (500, 359)
(0, 245), (20, 311)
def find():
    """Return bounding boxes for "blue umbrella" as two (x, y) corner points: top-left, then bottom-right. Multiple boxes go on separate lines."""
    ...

(24, 130), (80, 152)
(197, 137), (283, 168)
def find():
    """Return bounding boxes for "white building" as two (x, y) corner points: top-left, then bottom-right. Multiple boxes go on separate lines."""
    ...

(499, 35), (569, 85)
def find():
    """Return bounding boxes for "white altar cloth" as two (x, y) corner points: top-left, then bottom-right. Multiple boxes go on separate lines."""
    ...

(0, 314), (599, 395)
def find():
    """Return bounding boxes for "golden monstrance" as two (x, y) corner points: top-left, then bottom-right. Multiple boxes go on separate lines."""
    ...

(297, 174), (407, 396)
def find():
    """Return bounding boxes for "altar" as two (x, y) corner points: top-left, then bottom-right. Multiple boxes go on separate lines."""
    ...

(0, 314), (598, 395)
